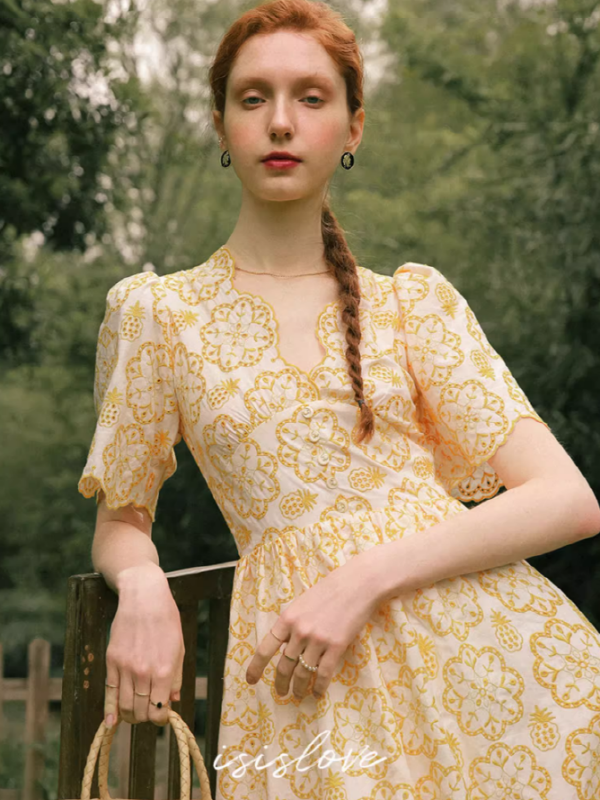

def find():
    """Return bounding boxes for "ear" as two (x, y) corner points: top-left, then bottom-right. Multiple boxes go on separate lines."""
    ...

(345, 106), (365, 154)
(213, 109), (225, 146)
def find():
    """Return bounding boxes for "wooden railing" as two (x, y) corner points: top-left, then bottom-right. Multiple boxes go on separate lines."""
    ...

(56, 561), (237, 800)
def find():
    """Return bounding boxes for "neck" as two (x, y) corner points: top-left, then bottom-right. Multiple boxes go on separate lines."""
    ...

(225, 188), (328, 275)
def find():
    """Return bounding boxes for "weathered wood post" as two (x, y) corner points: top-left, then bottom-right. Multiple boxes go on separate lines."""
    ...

(23, 639), (51, 800)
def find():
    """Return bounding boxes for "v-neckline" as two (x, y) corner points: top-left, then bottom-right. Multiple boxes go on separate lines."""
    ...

(218, 244), (340, 380)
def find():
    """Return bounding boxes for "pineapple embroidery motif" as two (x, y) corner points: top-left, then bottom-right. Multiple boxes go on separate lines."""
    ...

(435, 280), (459, 318)
(490, 608), (524, 652)
(348, 466), (387, 492)
(280, 489), (319, 520)
(470, 349), (495, 380)
(120, 300), (146, 340)
(98, 388), (123, 427)
(171, 307), (199, 335)
(529, 706), (561, 751)
(208, 378), (241, 410)
(322, 769), (348, 800)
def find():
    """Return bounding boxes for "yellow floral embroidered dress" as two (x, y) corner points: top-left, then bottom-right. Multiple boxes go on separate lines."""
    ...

(79, 245), (600, 800)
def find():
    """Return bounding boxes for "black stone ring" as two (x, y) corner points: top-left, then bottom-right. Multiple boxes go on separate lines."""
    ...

(149, 699), (171, 709)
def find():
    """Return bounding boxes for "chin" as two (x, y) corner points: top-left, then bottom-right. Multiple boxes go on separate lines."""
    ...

(250, 184), (312, 203)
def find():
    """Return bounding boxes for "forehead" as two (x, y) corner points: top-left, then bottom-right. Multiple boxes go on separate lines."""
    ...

(229, 30), (343, 88)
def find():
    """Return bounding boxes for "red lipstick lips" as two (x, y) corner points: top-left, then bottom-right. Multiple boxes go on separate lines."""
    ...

(262, 151), (302, 162)
(262, 151), (302, 170)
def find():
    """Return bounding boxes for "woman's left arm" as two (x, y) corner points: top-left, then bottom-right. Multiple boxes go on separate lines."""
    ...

(359, 417), (600, 605)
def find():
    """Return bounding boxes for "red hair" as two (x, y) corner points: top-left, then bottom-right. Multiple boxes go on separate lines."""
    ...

(208, 0), (375, 443)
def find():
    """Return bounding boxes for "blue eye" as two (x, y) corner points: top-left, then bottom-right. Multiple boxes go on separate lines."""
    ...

(242, 95), (323, 106)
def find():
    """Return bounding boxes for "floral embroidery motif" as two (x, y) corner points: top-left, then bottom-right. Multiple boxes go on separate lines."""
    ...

(204, 415), (279, 520)
(438, 380), (508, 461)
(172, 342), (205, 425)
(404, 314), (464, 389)
(563, 712), (600, 799)
(443, 643), (524, 739)
(331, 687), (401, 779)
(277, 407), (350, 483)
(201, 295), (277, 371)
(478, 560), (565, 616)
(126, 341), (177, 425)
(388, 667), (444, 758)
(531, 619), (600, 709)
(413, 577), (484, 641)
(468, 742), (551, 799)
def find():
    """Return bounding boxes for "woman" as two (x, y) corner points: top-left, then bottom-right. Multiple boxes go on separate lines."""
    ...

(79, 1), (600, 798)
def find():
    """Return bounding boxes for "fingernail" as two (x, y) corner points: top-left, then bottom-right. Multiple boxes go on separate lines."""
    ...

(173, 691), (181, 701)
(105, 714), (115, 728)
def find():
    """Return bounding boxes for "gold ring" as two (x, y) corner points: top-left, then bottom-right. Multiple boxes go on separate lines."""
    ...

(270, 629), (284, 642)
(283, 651), (298, 662)
(105, 683), (119, 688)
(134, 691), (150, 697)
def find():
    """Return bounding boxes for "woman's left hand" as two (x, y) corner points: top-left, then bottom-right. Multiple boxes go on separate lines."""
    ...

(245, 552), (381, 700)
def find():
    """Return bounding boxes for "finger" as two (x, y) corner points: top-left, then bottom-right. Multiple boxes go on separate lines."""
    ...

(118, 671), (136, 724)
(246, 630), (285, 685)
(292, 643), (324, 700)
(104, 665), (120, 728)
(148, 672), (173, 727)
(311, 646), (343, 698)
(133, 672), (152, 723)
(170, 659), (183, 704)
(274, 646), (300, 696)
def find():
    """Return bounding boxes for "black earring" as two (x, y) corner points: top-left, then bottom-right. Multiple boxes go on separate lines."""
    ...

(221, 150), (231, 168)
(341, 152), (354, 170)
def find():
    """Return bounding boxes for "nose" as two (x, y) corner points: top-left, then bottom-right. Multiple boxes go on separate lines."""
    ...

(268, 97), (295, 139)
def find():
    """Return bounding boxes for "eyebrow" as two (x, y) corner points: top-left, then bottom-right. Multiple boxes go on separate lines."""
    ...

(231, 72), (336, 91)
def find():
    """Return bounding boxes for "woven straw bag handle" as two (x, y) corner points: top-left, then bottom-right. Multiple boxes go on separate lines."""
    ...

(79, 708), (213, 800)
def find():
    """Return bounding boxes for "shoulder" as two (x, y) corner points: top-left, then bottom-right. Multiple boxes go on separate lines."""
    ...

(105, 270), (163, 314)
(392, 262), (449, 289)
(357, 262), (456, 311)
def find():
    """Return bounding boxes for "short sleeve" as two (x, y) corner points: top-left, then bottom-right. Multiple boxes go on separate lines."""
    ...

(78, 271), (182, 522)
(393, 262), (550, 503)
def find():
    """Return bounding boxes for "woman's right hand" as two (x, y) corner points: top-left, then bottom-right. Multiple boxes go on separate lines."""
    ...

(104, 563), (185, 728)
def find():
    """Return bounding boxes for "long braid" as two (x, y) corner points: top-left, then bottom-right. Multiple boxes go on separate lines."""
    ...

(322, 200), (375, 444)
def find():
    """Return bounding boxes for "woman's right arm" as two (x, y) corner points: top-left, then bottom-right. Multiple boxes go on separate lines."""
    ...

(93, 490), (185, 728)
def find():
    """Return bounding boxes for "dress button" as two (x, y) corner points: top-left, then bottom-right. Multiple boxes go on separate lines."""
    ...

(335, 499), (348, 513)
(326, 476), (338, 489)
(301, 406), (314, 419)
(308, 429), (321, 443)
(317, 450), (330, 466)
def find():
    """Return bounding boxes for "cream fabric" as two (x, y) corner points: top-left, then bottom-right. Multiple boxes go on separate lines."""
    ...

(79, 245), (600, 800)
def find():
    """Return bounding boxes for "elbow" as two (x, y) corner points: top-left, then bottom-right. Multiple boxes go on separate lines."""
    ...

(571, 482), (600, 539)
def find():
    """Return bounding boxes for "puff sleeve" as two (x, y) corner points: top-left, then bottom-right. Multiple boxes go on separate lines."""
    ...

(393, 262), (550, 503)
(78, 271), (182, 522)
